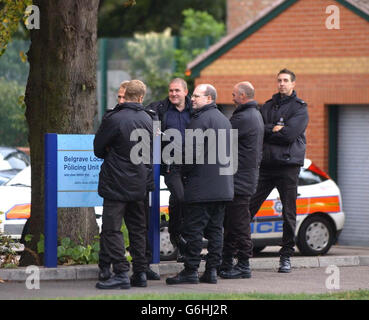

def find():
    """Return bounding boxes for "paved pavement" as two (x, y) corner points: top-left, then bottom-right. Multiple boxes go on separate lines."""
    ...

(0, 245), (369, 300)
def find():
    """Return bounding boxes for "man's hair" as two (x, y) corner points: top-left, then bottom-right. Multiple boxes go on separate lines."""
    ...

(124, 80), (146, 102)
(278, 68), (296, 82)
(237, 82), (255, 99)
(119, 80), (130, 90)
(204, 84), (217, 102)
(170, 78), (188, 91)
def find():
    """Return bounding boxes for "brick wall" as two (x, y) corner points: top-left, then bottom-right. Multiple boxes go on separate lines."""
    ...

(195, 0), (369, 171)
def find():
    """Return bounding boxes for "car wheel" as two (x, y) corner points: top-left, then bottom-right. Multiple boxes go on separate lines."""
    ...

(160, 220), (178, 261)
(297, 215), (335, 256)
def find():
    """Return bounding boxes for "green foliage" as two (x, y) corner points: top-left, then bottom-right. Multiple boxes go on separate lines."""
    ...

(21, 220), (131, 266)
(57, 237), (100, 265)
(125, 9), (225, 99)
(98, 0), (226, 37)
(25, 233), (100, 265)
(0, 77), (28, 146)
(0, 40), (30, 85)
(180, 9), (225, 40)
(174, 9), (225, 81)
(0, 0), (32, 57)
(126, 28), (174, 102)
(0, 211), (21, 268)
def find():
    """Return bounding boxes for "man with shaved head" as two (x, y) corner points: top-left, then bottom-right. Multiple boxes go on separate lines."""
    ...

(146, 78), (192, 262)
(219, 81), (264, 280)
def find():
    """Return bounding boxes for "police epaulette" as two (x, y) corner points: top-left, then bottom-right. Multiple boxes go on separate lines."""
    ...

(296, 98), (306, 105)
(146, 109), (156, 116)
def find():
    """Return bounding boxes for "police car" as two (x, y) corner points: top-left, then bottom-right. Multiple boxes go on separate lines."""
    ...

(0, 166), (31, 238)
(160, 159), (345, 259)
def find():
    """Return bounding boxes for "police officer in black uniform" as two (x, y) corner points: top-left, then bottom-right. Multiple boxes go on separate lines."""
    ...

(94, 80), (152, 289)
(219, 81), (264, 279)
(249, 69), (309, 273)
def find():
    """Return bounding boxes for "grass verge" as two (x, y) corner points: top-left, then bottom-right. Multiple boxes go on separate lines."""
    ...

(60, 290), (369, 300)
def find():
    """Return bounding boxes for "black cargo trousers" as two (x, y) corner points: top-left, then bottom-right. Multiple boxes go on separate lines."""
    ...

(99, 199), (147, 274)
(249, 165), (300, 258)
(223, 195), (253, 261)
(181, 202), (225, 271)
(164, 165), (185, 247)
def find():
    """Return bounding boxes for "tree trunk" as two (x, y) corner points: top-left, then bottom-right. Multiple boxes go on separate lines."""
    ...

(20, 0), (100, 266)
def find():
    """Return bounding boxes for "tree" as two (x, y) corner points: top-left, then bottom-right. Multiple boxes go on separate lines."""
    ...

(0, 78), (28, 146)
(98, 0), (226, 37)
(174, 9), (225, 83)
(20, 0), (101, 266)
(126, 28), (174, 102)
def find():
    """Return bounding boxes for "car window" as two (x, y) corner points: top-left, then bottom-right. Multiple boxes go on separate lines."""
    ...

(2, 152), (30, 170)
(298, 168), (327, 186)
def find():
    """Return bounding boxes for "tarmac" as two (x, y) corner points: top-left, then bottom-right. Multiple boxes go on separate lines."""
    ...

(1, 245), (368, 282)
(0, 245), (368, 301)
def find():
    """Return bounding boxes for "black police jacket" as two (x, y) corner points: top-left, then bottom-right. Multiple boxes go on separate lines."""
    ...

(230, 100), (264, 196)
(261, 91), (309, 167)
(145, 95), (192, 132)
(183, 103), (234, 203)
(145, 96), (192, 174)
(94, 102), (153, 202)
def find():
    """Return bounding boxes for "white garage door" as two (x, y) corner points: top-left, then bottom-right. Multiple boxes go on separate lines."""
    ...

(337, 105), (369, 246)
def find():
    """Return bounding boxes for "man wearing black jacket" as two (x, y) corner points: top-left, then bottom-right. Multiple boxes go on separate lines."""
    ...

(166, 84), (234, 285)
(146, 78), (192, 260)
(249, 69), (309, 273)
(219, 82), (264, 279)
(94, 80), (152, 289)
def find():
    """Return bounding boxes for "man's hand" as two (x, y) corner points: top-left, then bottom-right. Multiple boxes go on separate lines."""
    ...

(272, 125), (284, 132)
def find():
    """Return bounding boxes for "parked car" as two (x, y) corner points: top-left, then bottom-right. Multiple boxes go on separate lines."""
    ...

(0, 146), (30, 186)
(0, 166), (31, 238)
(159, 159), (345, 259)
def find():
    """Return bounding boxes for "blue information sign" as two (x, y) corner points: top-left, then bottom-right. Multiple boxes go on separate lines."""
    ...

(57, 135), (103, 207)
(44, 133), (160, 268)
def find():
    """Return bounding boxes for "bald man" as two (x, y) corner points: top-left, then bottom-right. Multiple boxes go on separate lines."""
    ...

(219, 81), (264, 280)
(166, 84), (234, 285)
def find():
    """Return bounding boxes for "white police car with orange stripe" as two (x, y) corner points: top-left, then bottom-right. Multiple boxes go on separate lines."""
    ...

(251, 159), (345, 256)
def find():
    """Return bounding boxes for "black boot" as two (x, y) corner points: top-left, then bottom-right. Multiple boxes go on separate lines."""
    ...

(219, 259), (251, 279)
(166, 269), (199, 285)
(200, 268), (217, 284)
(96, 271), (131, 289)
(278, 256), (291, 273)
(146, 266), (160, 280)
(130, 272), (147, 287)
(98, 267), (112, 281)
(218, 255), (234, 272)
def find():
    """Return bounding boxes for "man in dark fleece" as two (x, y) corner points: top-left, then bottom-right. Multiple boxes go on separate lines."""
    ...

(249, 69), (309, 273)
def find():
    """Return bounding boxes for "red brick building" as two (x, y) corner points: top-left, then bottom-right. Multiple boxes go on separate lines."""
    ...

(187, 0), (369, 246)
